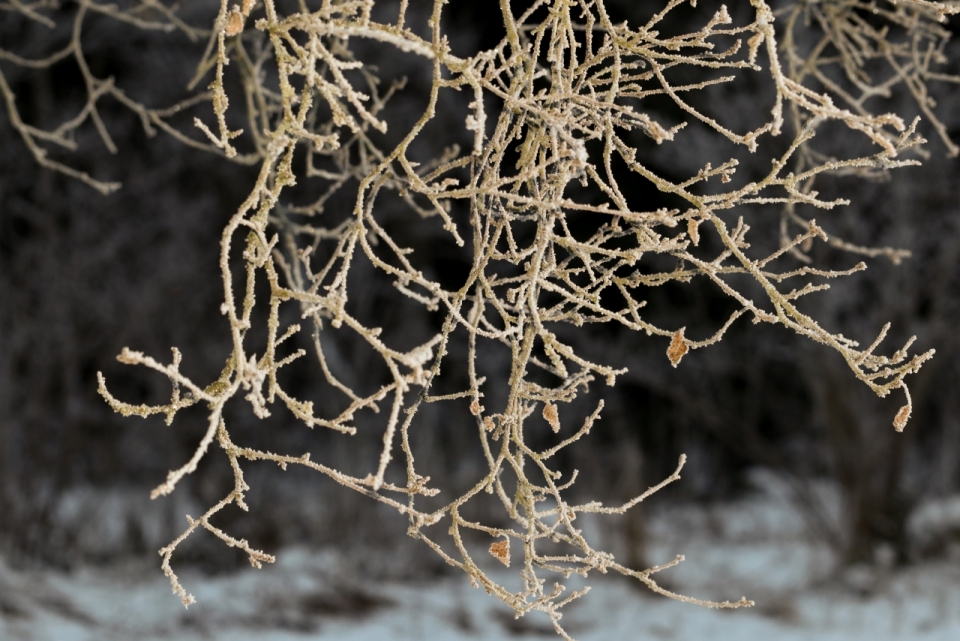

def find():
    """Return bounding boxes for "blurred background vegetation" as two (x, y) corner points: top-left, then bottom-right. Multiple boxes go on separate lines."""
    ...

(2, 0), (959, 581)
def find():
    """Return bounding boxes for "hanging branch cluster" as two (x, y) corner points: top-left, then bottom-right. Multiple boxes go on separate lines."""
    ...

(777, 0), (960, 266)
(8, 0), (954, 638)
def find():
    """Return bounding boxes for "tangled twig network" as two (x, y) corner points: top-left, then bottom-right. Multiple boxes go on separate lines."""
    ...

(6, 0), (957, 637)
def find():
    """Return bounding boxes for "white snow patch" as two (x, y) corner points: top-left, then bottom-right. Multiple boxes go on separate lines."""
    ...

(3, 487), (960, 641)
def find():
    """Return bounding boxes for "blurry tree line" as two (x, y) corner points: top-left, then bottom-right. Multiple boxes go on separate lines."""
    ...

(1, 0), (959, 578)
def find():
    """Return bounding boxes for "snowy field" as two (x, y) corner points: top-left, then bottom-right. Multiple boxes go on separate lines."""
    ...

(4, 485), (960, 641)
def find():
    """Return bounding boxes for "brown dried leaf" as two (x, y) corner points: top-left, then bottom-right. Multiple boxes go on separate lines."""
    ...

(667, 329), (688, 368)
(543, 402), (561, 433)
(489, 539), (510, 567)
(893, 405), (911, 432)
(225, 10), (244, 36)
(687, 219), (700, 246)
(470, 398), (482, 416)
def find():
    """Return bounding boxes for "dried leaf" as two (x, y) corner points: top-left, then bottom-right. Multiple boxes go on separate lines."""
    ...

(225, 10), (244, 36)
(489, 539), (510, 567)
(687, 219), (700, 246)
(667, 329), (688, 367)
(543, 402), (561, 433)
(893, 405), (911, 432)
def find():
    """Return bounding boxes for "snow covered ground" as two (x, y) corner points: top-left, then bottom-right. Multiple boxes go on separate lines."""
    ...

(4, 485), (960, 641)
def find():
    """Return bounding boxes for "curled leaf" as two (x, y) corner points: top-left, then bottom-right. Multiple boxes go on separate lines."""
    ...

(893, 404), (911, 432)
(543, 402), (561, 433)
(667, 329), (688, 367)
(224, 9), (243, 36)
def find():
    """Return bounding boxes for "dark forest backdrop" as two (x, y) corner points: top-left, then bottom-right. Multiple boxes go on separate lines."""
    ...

(2, 0), (960, 580)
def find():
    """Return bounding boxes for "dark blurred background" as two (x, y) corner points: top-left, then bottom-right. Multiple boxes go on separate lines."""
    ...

(2, 0), (959, 581)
